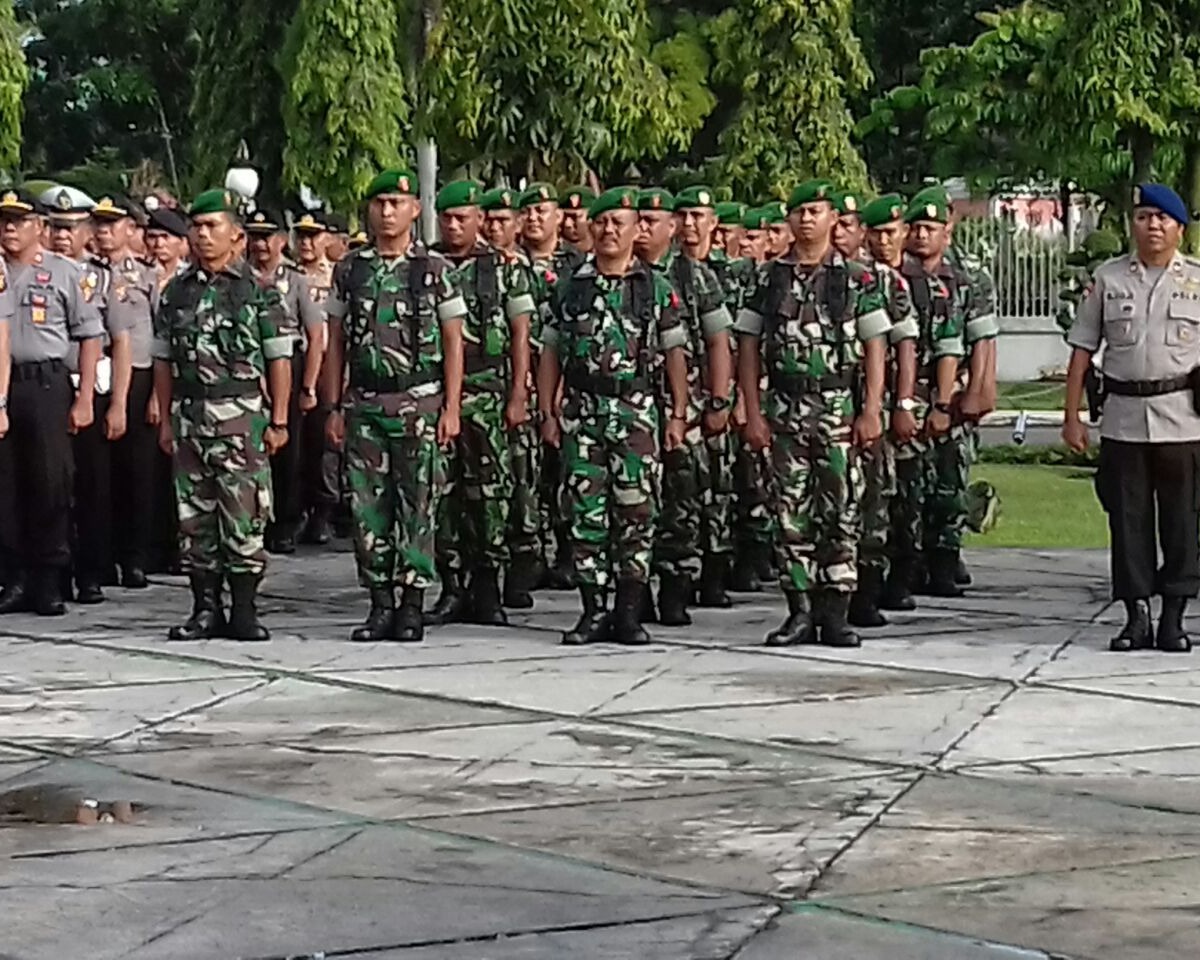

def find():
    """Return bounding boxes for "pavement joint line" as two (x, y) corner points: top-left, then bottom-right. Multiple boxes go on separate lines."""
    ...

(946, 739), (1200, 771)
(1021, 677), (1200, 711)
(275, 825), (363, 879)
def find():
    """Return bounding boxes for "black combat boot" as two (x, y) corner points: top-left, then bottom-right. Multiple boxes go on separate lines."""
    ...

(765, 591), (817, 647)
(424, 565), (471, 626)
(926, 549), (964, 598)
(502, 555), (539, 609)
(300, 506), (333, 546)
(880, 561), (917, 611)
(227, 574), (270, 641)
(1156, 596), (1193, 653)
(562, 586), (611, 646)
(1109, 598), (1153, 652)
(657, 573), (692, 627)
(848, 566), (888, 628)
(350, 588), (395, 642)
(0, 571), (30, 615)
(393, 587), (425, 642)
(33, 568), (67, 617)
(470, 567), (508, 626)
(639, 581), (658, 624)
(818, 591), (862, 648)
(168, 573), (225, 641)
(613, 579), (651, 645)
(120, 563), (149, 589)
(728, 546), (762, 592)
(955, 555), (973, 586)
(697, 554), (733, 608)
(75, 578), (105, 605)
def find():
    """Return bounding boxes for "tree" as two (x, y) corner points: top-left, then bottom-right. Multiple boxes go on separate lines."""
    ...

(0, 0), (24, 174)
(704, 0), (872, 200)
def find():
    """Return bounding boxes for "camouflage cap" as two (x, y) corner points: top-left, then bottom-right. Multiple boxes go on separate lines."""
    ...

(518, 182), (558, 209)
(435, 179), (482, 213)
(561, 186), (595, 211)
(861, 193), (907, 229)
(673, 185), (716, 211)
(187, 188), (240, 218)
(365, 168), (417, 200)
(590, 186), (639, 218)
(244, 208), (287, 234)
(787, 179), (835, 211)
(715, 201), (746, 226)
(637, 187), (675, 212)
(904, 185), (951, 224)
(480, 187), (518, 212)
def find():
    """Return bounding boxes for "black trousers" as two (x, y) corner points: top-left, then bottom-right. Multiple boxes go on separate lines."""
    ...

(72, 391), (115, 586)
(112, 368), (158, 570)
(1096, 438), (1200, 600)
(301, 406), (340, 510)
(0, 361), (74, 579)
(270, 355), (305, 531)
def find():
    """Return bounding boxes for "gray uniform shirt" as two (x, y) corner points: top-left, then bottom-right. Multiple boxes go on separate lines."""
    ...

(107, 255), (160, 369)
(0, 259), (14, 324)
(7, 251), (104, 363)
(254, 262), (324, 351)
(1068, 252), (1200, 442)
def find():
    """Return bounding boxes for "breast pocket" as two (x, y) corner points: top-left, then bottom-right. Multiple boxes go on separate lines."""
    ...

(1102, 298), (1138, 346)
(1166, 297), (1200, 348)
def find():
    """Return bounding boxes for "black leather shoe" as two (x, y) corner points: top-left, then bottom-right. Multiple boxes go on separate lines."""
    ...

(1156, 597), (1192, 653)
(765, 591), (817, 647)
(350, 588), (395, 642)
(393, 588), (425, 642)
(121, 566), (149, 589)
(1110, 598), (1153, 652)
(76, 581), (105, 605)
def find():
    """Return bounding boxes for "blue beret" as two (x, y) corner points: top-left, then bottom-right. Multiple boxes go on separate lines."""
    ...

(1133, 183), (1189, 226)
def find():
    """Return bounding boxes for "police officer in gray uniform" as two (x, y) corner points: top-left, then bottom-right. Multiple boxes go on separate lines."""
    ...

(1065, 183), (1200, 653)
(0, 187), (104, 615)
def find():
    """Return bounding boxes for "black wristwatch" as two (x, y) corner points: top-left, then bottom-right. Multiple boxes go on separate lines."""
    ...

(269, 421), (288, 431)
(706, 394), (732, 413)
(933, 401), (952, 414)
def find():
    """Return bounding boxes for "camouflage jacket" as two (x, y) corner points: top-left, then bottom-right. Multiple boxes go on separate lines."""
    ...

(898, 252), (974, 372)
(706, 248), (755, 314)
(449, 248), (536, 394)
(327, 244), (467, 410)
(945, 247), (999, 345)
(151, 257), (292, 438)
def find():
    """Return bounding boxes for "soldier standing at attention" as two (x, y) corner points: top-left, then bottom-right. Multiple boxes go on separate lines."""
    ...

(152, 189), (293, 641)
(761, 202), (794, 261)
(713, 202), (745, 260)
(737, 179), (890, 649)
(244, 209), (324, 555)
(322, 168), (466, 644)
(740, 208), (768, 264)
(538, 186), (691, 646)
(0, 188), (103, 616)
(1064, 184), (1200, 653)
(559, 187), (595, 259)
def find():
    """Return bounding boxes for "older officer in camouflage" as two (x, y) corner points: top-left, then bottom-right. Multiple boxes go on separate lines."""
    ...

(322, 168), (466, 645)
(737, 179), (891, 649)
(153, 189), (293, 641)
(1065, 183), (1200, 653)
(538, 186), (691, 646)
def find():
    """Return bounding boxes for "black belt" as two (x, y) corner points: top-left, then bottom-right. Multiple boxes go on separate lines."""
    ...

(464, 354), (507, 376)
(174, 379), (262, 400)
(565, 370), (652, 398)
(768, 371), (856, 395)
(351, 368), (443, 393)
(1103, 374), (1192, 397)
(11, 359), (67, 382)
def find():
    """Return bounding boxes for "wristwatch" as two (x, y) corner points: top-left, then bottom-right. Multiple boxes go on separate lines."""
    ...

(269, 421), (288, 431)
(0, 395), (7, 411)
(933, 401), (952, 414)
(706, 394), (732, 413)
(896, 397), (917, 412)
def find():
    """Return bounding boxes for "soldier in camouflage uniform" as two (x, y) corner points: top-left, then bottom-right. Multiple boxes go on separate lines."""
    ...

(713, 202), (745, 260)
(559, 186), (595, 259)
(634, 186), (734, 624)
(736, 179), (891, 649)
(152, 188), (294, 641)
(426, 180), (535, 626)
(845, 193), (921, 625)
(538, 186), (691, 646)
(762, 201), (794, 261)
(322, 168), (466, 644)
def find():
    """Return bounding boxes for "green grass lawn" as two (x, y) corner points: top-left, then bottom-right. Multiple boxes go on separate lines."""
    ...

(995, 381), (1080, 411)
(965, 463), (1109, 549)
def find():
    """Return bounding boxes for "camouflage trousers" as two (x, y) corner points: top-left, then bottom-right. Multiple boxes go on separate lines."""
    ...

(436, 391), (513, 572)
(923, 424), (973, 553)
(654, 431), (734, 579)
(508, 419), (542, 562)
(174, 422), (271, 577)
(733, 436), (775, 550)
(346, 408), (445, 590)
(859, 436), (897, 573)
(770, 409), (863, 595)
(562, 396), (660, 588)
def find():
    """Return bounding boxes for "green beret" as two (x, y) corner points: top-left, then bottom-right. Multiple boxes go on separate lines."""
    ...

(787, 179), (835, 211)
(561, 186), (595, 212)
(590, 186), (639, 218)
(715, 201), (745, 225)
(832, 189), (861, 217)
(904, 186), (951, 224)
(861, 193), (907, 229)
(637, 187), (675, 212)
(365, 168), (417, 200)
(480, 187), (519, 212)
(435, 179), (482, 212)
(518, 182), (558, 209)
(188, 188), (239, 218)
(743, 207), (766, 231)
(674, 185), (716, 211)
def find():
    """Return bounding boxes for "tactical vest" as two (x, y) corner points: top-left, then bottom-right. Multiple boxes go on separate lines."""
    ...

(903, 257), (961, 375)
(561, 270), (656, 398)
(761, 259), (855, 393)
(464, 252), (509, 381)
(168, 269), (267, 400)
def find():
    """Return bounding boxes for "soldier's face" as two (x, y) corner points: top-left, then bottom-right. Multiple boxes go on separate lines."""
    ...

(867, 222), (908, 266)
(742, 229), (766, 262)
(522, 201), (560, 243)
(48, 220), (91, 259)
(247, 231), (286, 267)
(907, 220), (949, 259)
(190, 212), (240, 264)
(325, 234), (350, 262)
(369, 194), (418, 242)
(766, 222), (794, 257)
(1132, 208), (1182, 258)
(592, 210), (639, 258)
(485, 211), (519, 251)
(92, 217), (132, 257)
(560, 209), (589, 245)
(296, 231), (327, 265)
(833, 214), (865, 258)
(146, 229), (175, 265)
(439, 206), (481, 253)
(787, 201), (833, 246)
(678, 207), (715, 249)
(634, 210), (675, 260)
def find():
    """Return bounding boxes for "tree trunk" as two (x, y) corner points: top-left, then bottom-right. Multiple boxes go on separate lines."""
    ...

(1130, 127), (1155, 189)
(1182, 132), (1200, 255)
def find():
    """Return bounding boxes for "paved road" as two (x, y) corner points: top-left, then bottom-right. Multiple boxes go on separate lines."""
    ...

(1, 548), (1192, 959)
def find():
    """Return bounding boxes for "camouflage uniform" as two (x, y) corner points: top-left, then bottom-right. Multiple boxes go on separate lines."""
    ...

(544, 257), (686, 592)
(736, 251), (891, 623)
(152, 261), (292, 576)
(327, 245), (466, 593)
